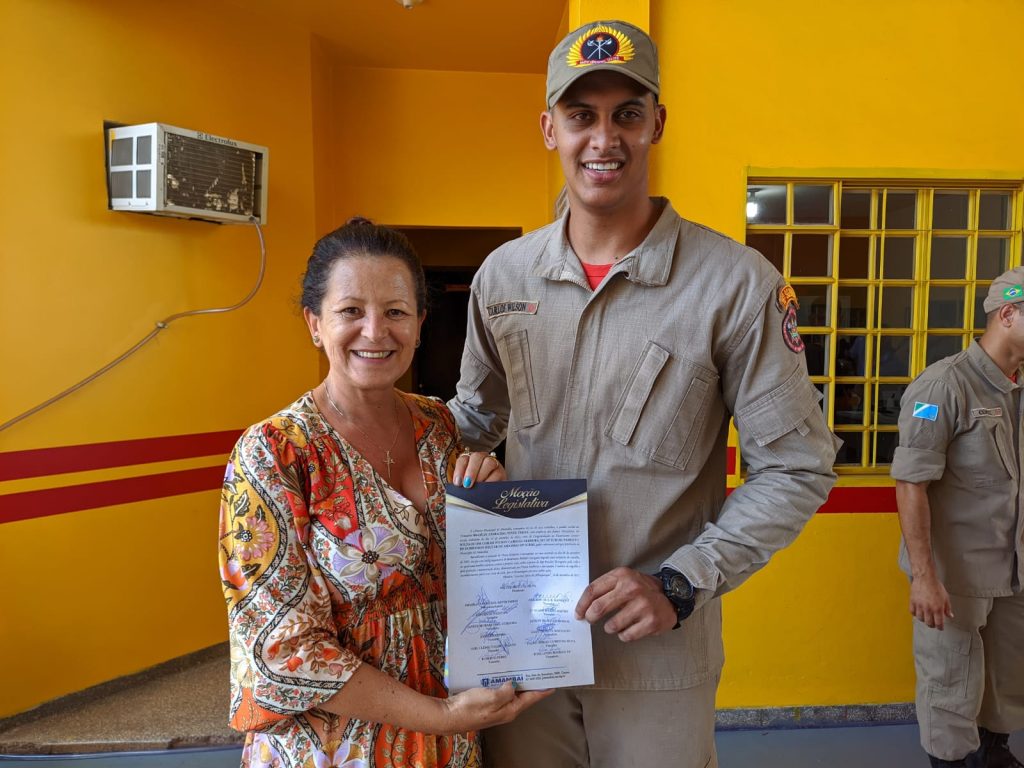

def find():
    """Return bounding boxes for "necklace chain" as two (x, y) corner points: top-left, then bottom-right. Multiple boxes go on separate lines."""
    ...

(322, 383), (401, 481)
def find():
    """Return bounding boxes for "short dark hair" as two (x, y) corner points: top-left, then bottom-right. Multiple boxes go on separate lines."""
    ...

(301, 217), (426, 315)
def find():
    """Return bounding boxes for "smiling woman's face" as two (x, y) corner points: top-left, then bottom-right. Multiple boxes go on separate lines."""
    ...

(304, 255), (425, 397)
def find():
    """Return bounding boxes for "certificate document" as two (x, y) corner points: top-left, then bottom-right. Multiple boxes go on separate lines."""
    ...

(445, 479), (594, 692)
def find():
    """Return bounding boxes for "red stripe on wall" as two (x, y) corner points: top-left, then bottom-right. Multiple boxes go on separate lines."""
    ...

(726, 446), (736, 475)
(0, 466), (227, 525)
(0, 469), (899, 526)
(0, 430), (242, 482)
(816, 485), (897, 514)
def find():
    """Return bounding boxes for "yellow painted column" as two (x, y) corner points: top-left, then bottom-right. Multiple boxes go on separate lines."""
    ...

(570, 0), (649, 30)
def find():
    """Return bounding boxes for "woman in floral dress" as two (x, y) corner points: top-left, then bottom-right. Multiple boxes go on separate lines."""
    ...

(218, 219), (549, 768)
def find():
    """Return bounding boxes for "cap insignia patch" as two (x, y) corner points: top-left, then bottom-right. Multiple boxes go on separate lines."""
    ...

(567, 24), (635, 68)
(1003, 284), (1023, 300)
(781, 305), (805, 353)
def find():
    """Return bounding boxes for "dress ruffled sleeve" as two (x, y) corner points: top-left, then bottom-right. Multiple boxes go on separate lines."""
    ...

(218, 417), (362, 733)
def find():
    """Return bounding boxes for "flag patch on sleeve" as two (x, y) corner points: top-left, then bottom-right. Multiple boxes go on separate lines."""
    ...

(913, 402), (939, 421)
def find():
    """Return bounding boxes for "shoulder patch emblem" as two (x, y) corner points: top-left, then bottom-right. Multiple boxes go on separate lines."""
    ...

(776, 284), (799, 313)
(913, 402), (939, 421)
(781, 305), (805, 353)
(486, 300), (539, 319)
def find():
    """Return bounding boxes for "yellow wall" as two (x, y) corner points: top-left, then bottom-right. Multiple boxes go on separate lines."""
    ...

(0, 0), (320, 716)
(644, 0), (1024, 707)
(5, 0), (1023, 719)
(322, 64), (549, 232)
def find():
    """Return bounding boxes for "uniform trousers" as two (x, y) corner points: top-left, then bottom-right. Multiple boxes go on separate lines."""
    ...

(482, 679), (719, 768)
(913, 589), (1024, 760)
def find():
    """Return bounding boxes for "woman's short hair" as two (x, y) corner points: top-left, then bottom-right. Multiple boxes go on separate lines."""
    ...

(301, 217), (427, 315)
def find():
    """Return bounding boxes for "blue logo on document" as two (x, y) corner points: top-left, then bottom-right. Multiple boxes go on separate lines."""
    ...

(913, 402), (939, 421)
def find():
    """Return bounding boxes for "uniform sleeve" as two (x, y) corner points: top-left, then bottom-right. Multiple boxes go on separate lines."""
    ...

(218, 420), (361, 733)
(447, 277), (512, 451)
(890, 378), (957, 483)
(663, 277), (839, 600)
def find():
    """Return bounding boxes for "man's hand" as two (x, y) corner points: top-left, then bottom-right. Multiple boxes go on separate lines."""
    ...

(574, 566), (678, 641)
(910, 571), (954, 630)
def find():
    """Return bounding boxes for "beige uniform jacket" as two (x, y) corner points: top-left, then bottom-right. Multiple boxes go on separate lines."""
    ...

(891, 341), (1024, 596)
(449, 200), (838, 689)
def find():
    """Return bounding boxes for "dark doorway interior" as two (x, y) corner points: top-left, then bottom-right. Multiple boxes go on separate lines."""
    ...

(417, 267), (476, 401)
(395, 226), (521, 403)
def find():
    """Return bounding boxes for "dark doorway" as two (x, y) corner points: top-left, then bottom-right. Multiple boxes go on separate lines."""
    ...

(395, 226), (521, 403)
(416, 267), (476, 401)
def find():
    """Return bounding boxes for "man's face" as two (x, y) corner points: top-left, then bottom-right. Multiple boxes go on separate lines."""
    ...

(541, 70), (666, 215)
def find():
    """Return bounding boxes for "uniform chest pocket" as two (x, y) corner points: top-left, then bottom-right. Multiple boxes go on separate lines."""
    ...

(497, 329), (540, 431)
(954, 419), (1015, 487)
(604, 341), (719, 469)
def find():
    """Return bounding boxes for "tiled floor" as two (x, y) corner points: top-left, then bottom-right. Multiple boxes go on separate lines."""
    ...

(3, 728), (1023, 767)
(1, 646), (1020, 767)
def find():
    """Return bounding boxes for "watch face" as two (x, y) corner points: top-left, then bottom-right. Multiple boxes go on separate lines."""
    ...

(666, 574), (692, 600)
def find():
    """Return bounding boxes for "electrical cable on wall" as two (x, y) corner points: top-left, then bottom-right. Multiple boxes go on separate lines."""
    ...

(0, 217), (267, 434)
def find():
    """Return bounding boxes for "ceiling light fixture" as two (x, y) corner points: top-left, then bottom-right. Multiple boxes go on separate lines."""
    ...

(396, 0), (424, 8)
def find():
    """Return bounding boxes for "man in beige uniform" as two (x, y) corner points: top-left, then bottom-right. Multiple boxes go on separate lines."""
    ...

(448, 20), (837, 768)
(892, 267), (1024, 768)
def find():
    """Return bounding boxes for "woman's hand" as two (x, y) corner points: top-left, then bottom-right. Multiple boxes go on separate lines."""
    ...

(438, 683), (553, 734)
(453, 451), (506, 488)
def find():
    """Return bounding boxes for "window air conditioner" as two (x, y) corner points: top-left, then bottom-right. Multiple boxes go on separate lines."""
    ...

(105, 122), (268, 224)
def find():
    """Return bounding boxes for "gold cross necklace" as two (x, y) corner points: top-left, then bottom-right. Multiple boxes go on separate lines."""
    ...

(322, 383), (402, 481)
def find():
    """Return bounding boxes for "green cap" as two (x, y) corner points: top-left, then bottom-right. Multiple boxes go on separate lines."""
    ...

(984, 266), (1024, 313)
(546, 20), (659, 110)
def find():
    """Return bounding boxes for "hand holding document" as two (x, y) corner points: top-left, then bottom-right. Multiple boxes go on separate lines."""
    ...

(445, 479), (594, 692)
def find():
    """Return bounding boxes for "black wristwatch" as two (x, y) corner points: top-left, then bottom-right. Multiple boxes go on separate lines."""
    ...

(658, 567), (696, 629)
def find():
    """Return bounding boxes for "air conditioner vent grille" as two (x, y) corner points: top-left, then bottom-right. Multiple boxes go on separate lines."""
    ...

(164, 133), (260, 218)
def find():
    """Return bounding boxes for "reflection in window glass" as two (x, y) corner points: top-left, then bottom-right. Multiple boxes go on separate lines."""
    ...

(814, 382), (828, 415)
(837, 285), (869, 328)
(794, 185), (833, 224)
(877, 336), (910, 377)
(973, 285), (987, 330)
(836, 335), (866, 376)
(840, 190), (871, 229)
(879, 286), (913, 328)
(837, 236), (869, 278)
(885, 191), (917, 229)
(835, 432), (863, 465)
(979, 192), (1011, 230)
(873, 432), (899, 465)
(933, 191), (969, 230)
(876, 384), (907, 422)
(796, 286), (830, 327)
(929, 236), (968, 279)
(926, 334), (964, 365)
(928, 286), (965, 328)
(882, 237), (915, 279)
(977, 238), (1009, 279)
(802, 334), (830, 377)
(834, 385), (865, 424)
(747, 233), (785, 272)
(791, 234), (832, 276)
(748, 184), (786, 224)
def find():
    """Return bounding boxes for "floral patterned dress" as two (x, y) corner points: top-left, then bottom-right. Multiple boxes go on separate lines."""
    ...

(218, 391), (480, 768)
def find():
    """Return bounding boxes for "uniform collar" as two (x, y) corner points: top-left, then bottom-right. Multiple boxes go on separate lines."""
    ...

(532, 197), (680, 287)
(968, 340), (1022, 393)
